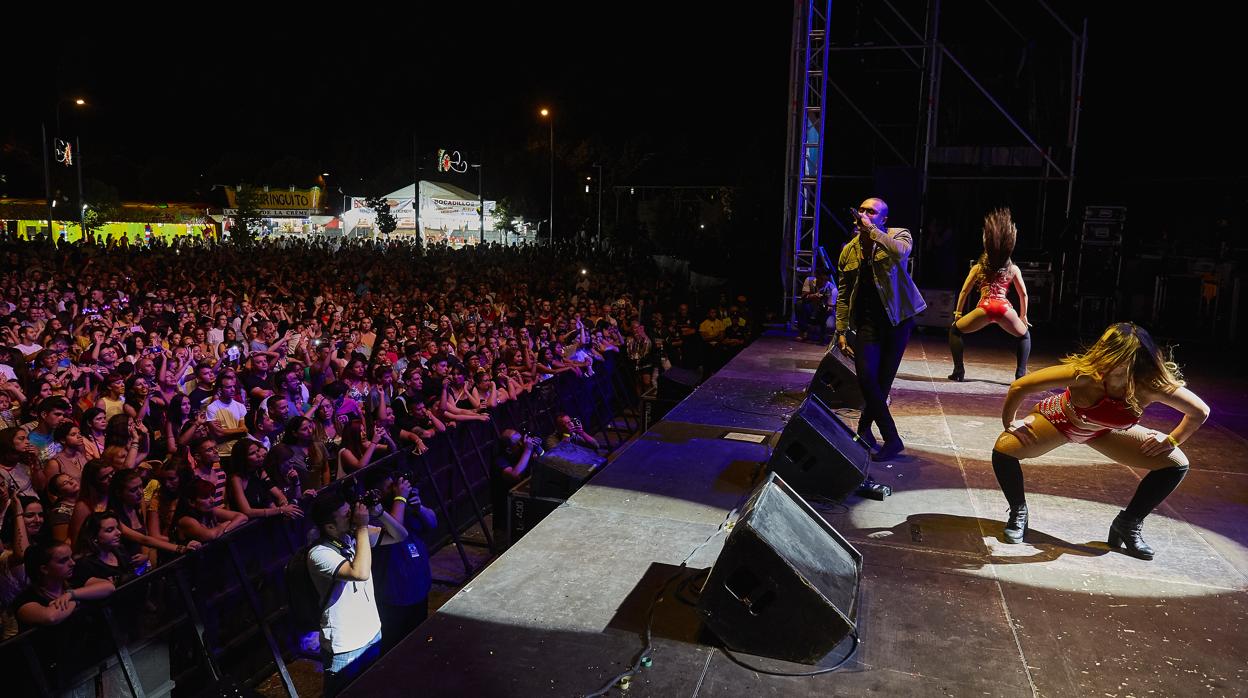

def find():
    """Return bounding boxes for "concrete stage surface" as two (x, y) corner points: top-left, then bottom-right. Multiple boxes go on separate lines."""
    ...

(346, 333), (1248, 697)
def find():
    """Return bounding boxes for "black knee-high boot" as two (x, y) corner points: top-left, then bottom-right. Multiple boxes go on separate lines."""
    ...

(992, 449), (1026, 507)
(1015, 329), (1032, 379)
(992, 449), (1028, 542)
(948, 326), (965, 381)
(1110, 464), (1189, 560)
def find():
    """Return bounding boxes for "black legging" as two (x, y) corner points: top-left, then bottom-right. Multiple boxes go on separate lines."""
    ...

(853, 318), (914, 444)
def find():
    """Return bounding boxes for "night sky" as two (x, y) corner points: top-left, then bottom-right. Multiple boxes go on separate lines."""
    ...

(1, 4), (1241, 227)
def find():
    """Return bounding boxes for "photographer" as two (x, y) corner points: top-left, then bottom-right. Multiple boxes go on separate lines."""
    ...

(307, 492), (409, 697)
(361, 467), (437, 655)
(545, 413), (600, 453)
(492, 429), (541, 541)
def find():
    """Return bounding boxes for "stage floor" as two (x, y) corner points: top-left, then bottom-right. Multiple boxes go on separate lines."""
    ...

(346, 333), (1248, 697)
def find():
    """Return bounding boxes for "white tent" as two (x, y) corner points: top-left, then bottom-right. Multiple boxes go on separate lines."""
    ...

(348, 181), (525, 247)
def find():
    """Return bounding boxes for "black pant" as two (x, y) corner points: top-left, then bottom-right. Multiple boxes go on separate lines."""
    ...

(853, 317), (914, 444)
(377, 598), (430, 655)
(798, 300), (829, 340)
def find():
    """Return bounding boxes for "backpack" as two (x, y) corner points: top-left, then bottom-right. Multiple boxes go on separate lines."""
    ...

(284, 541), (335, 634)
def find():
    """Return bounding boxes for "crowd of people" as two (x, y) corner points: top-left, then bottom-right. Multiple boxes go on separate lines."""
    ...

(0, 233), (758, 690)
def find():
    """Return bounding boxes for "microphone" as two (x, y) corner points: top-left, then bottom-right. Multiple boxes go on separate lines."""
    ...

(847, 207), (862, 234)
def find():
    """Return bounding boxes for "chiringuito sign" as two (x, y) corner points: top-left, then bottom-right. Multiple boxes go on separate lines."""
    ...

(223, 187), (322, 217)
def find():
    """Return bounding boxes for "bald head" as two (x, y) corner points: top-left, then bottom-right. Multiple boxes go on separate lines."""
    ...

(859, 198), (888, 217)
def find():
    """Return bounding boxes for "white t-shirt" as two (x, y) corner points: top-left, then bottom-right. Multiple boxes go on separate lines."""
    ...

(206, 398), (248, 455)
(801, 277), (838, 308)
(571, 348), (595, 376)
(308, 532), (382, 654)
(0, 464), (35, 499)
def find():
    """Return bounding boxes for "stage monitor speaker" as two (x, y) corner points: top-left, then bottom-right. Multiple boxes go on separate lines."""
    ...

(914, 288), (955, 329)
(1019, 269), (1054, 323)
(808, 348), (864, 411)
(697, 472), (862, 664)
(508, 480), (563, 544)
(658, 367), (702, 401)
(768, 397), (869, 501)
(530, 441), (606, 500)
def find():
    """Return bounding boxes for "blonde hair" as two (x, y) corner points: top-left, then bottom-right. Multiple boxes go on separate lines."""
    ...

(1060, 322), (1184, 412)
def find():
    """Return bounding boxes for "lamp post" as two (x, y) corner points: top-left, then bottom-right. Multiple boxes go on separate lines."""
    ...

(41, 123), (54, 241)
(540, 108), (554, 243)
(592, 163), (603, 248)
(76, 134), (85, 241)
(471, 163), (484, 246)
(43, 97), (88, 244)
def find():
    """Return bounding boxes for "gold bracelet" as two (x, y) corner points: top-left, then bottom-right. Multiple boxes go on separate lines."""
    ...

(393, 496), (408, 504)
(1166, 434), (1180, 448)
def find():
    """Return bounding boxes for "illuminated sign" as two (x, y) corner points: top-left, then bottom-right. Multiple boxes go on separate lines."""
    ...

(224, 187), (322, 211)
(223, 209), (321, 218)
(436, 149), (469, 174)
(55, 139), (73, 166)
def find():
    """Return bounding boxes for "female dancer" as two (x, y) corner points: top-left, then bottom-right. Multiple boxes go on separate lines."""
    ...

(949, 208), (1031, 381)
(991, 323), (1209, 560)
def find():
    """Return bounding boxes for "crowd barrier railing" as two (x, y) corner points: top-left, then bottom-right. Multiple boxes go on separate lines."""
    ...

(0, 354), (642, 698)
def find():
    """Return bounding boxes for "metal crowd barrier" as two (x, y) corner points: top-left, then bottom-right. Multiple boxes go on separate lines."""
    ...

(0, 355), (642, 697)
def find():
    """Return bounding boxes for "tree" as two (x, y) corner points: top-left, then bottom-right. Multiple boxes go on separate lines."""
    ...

(492, 197), (520, 238)
(82, 178), (123, 240)
(231, 184), (264, 246)
(365, 196), (398, 237)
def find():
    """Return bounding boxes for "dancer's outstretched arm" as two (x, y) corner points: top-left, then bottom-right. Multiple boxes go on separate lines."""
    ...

(1011, 267), (1030, 326)
(953, 264), (980, 318)
(1001, 365), (1078, 428)
(1138, 386), (1210, 453)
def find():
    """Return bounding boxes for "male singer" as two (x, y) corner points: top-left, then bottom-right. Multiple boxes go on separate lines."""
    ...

(835, 197), (926, 462)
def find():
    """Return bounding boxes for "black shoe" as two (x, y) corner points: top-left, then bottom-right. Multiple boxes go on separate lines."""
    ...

(1108, 511), (1155, 560)
(948, 367), (965, 382)
(1003, 504), (1028, 543)
(874, 438), (904, 462)
(855, 428), (879, 451)
(1014, 369), (1027, 380)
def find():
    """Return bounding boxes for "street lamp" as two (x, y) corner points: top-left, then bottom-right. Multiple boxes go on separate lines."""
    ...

(539, 108), (554, 243)
(470, 163), (484, 246)
(592, 163), (603, 247)
(43, 96), (89, 244)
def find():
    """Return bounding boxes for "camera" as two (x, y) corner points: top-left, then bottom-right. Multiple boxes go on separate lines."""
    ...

(346, 486), (383, 509)
(571, 417), (582, 431)
(522, 433), (545, 457)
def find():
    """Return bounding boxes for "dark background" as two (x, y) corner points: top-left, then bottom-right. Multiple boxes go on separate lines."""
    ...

(1, 4), (1242, 308)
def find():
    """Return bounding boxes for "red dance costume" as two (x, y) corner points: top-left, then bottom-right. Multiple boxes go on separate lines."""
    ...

(976, 265), (1014, 319)
(1036, 381), (1139, 443)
